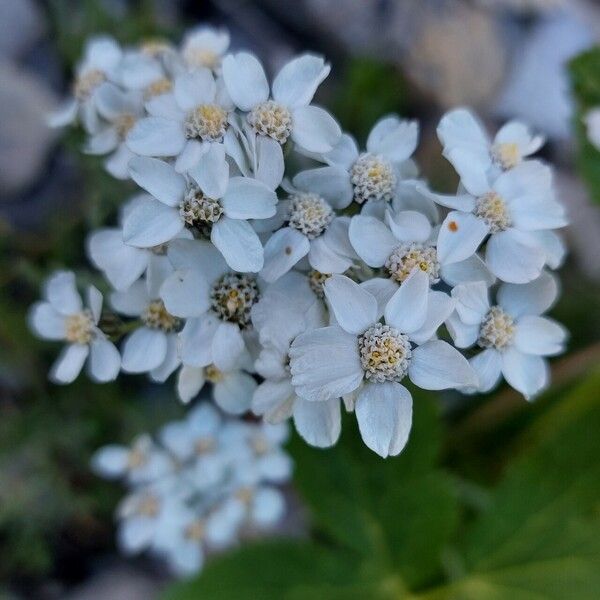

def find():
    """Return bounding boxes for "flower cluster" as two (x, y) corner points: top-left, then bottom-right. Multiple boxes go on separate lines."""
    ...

(92, 404), (291, 576)
(33, 25), (569, 466)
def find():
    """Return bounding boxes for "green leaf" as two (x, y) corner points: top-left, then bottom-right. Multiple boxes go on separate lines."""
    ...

(570, 47), (600, 204)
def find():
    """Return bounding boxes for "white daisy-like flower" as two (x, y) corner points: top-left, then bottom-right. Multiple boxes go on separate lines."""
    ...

(446, 273), (567, 399)
(160, 239), (262, 373)
(251, 273), (340, 448)
(437, 108), (545, 188)
(28, 271), (121, 384)
(180, 26), (230, 71)
(221, 52), (341, 154)
(124, 150), (277, 272)
(349, 209), (495, 307)
(48, 36), (123, 133)
(87, 194), (192, 292)
(260, 188), (357, 282)
(127, 69), (234, 172)
(426, 160), (567, 283)
(116, 47), (173, 99)
(91, 434), (173, 485)
(177, 359), (257, 415)
(289, 273), (477, 457)
(83, 83), (144, 179)
(111, 275), (181, 380)
(584, 108), (600, 151)
(293, 115), (419, 212)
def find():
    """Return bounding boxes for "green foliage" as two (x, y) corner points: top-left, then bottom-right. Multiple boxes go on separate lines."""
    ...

(164, 371), (600, 599)
(570, 47), (600, 205)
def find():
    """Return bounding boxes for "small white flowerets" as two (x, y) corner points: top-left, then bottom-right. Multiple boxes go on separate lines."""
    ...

(30, 22), (571, 577)
(92, 404), (291, 577)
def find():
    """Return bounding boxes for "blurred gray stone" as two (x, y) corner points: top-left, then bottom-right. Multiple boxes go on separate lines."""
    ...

(0, 0), (45, 60)
(65, 563), (165, 600)
(0, 60), (59, 196)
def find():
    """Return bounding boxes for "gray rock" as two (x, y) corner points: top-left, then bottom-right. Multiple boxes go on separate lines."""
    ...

(0, 0), (45, 60)
(0, 60), (59, 197)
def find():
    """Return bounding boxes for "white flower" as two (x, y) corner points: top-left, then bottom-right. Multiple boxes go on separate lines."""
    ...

(437, 108), (545, 186)
(87, 194), (193, 291)
(446, 273), (567, 399)
(124, 151), (277, 272)
(584, 108), (600, 150)
(83, 83), (144, 179)
(293, 115), (419, 211)
(127, 69), (235, 173)
(48, 36), (123, 133)
(91, 434), (173, 485)
(181, 26), (230, 71)
(28, 271), (121, 384)
(222, 52), (341, 153)
(260, 191), (357, 283)
(289, 273), (476, 457)
(177, 360), (257, 415)
(250, 273), (340, 447)
(349, 208), (495, 306)
(111, 274), (181, 379)
(161, 239), (261, 372)
(426, 160), (567, 283)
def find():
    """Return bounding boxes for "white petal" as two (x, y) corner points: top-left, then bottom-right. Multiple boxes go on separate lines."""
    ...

(89, 337), (121, 382)
(497, 271), (558, 318)
(110, 280), (148, 316)
(293, 397), (341, 448)
(252, 379), (295, 421)
(126, 116), (186, 156)
(145, 92), (184, 120)
(409, 291), (455, 345)
(129, 157), (186, 207)
(83, 127), (119, 155)
(437, 108), (490, 151)
(408, 340), (477, 390)
(188, 143), (229, 198)
(160, 269), (211, 318)
(469, 348), (502, 393)
(485, 228), (545, 283)
(86, 286), (102, 324)
(272, 54), (330, 108)
(293, 165), (353, 210)
(29, 302), (65, 340)
(451, 281), (490, 325)
(514, 316), (567, 356)
(149, 334), (181, 382)
(177, 366), (206, 403)
(321, 133), (359, 169)
(122, 198), (183, 248)
(105, 143), (135, 180)
(384, 269), (429, 334)
(367, 116), (418, 163)
(532, 230), (566, 269)
(446, 312), (480, 348)
(440, 254), (495, 287)
(214, 372), (256, 415)
(121, 328), (167, 373)
(261, 227), (310, 282)
(167, 238), (227, 281)
(255, 136), (284, 190)
(212, 322), (245, 371)
(289, 326), (363, 402)
(118, 518), (154, 554)
(360, 278), (398, 319)
(501, 348), (548, 400)
(418, 186), (476, 212)
(321, 217), (356, 259)
(45, 271), (83, 315)
(174, 139), (207, 173)
(291, 105), (341, 153)
(167, 541), (204, 577)
(385, 210), (431, 243)
(91, 445), (129, 478)
(308, 236), (353, 274)
(179, 315), (218, 367)
(252, 487), (285, 526)
(47, 99), (78, 128)
(348, 215), (397, 267)
(221, 177), (277, 219)
(437, 212), (489, 265)
(87, 228), (147, 291)
(324, 275), (377, 335)
(50, 344), (89, 384)
(211, 217), (264, 272)
(355, 381), (412, 458)
(174, 69), (216, 110)
(222, 52), (269, 111)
